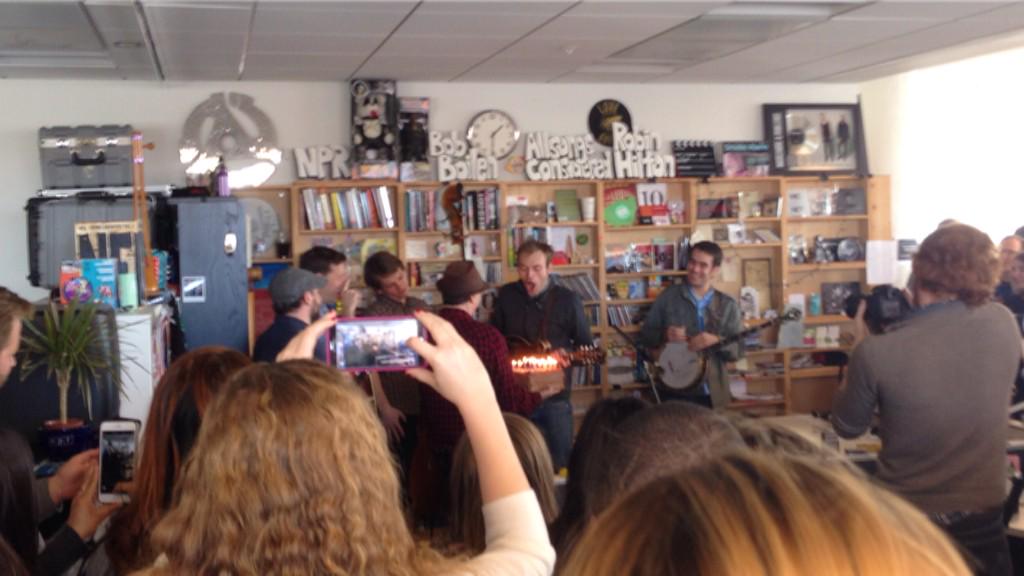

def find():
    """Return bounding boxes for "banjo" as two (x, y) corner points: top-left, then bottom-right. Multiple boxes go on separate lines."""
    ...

(656, 309), (802, 391)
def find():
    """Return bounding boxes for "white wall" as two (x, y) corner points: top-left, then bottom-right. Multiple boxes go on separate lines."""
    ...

(0, 78), (859, 297)
(860, 45), (1024, 245)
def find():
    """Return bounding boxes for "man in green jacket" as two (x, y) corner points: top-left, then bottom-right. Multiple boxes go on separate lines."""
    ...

(639, 241), (742, 409)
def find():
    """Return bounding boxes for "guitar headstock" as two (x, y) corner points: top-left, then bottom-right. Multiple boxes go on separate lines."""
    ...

(781, 308), (803, 322)
(569, 344), (606, 366)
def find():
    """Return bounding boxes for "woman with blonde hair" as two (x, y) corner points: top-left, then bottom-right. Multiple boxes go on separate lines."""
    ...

(132, 311), (554, 575)
(450, 413), (558, 552)
(562, 452), (970, 576)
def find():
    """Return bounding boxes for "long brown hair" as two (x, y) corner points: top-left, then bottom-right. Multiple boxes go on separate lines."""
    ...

(563, 452), (970, 576)
(142, 360), (449, 575)
(0, 430), (38, 572)
(450, 413), (558, 553)
(107, 347), (250, 574)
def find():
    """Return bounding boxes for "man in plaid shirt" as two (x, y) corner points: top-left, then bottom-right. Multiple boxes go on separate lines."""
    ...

(424, 262), (545, 451)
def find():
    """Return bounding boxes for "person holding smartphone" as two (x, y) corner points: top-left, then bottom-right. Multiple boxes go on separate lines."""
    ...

(137, 311), (555, 575)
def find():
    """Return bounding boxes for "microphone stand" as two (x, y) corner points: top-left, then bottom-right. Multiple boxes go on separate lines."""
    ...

(609, 324), (663, 405)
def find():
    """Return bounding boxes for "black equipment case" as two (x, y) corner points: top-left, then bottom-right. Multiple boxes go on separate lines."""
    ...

(25, 193), (163, 289)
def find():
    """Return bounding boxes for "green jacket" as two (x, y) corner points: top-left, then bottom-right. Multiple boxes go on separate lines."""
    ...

(639, 285), (743, 409)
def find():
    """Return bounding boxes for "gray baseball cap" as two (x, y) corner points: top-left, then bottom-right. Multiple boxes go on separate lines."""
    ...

(269, 267), (326, 308)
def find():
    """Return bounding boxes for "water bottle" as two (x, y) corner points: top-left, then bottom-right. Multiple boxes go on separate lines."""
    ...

(214, 157), (230, 197)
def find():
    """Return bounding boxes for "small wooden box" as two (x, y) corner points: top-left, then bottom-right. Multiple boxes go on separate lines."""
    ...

(514, 370), (564, 394)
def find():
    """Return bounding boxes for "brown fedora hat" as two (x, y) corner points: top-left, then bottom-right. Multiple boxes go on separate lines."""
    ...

(437, 261), (488, 300)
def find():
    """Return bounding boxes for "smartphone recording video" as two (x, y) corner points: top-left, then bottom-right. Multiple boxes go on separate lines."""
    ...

(335, 316), (424, 372)
(99, 420), (139, 503)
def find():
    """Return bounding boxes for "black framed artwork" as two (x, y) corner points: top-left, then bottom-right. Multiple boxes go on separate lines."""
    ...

(762, 103), (866, 176)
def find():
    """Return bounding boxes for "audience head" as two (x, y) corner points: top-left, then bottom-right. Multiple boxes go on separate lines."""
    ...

(1000, 235), (1024, 280)
(912, 224), (999, 307)
(687, 241), (723, 290)
(0, 287), (31, 383)
(107, 347), (251, 574)
(363, 251), (409, 303)
(1011, 253), (1024, 295)
(551, 396), (649, 555)
(562, 452), (970, 576)
(299, 246), (349, 304)
(269, 267), (325, 319)
(0, 538), (27, 576)
(587, 401), (744, 519)
(450, 413), (557, 552)
(437, 261), (488, 308)
(515, 240), (554, 297)
(937, 218), (960, 230)
(0, 430), (37, 571)
(148, 360), (443, 574)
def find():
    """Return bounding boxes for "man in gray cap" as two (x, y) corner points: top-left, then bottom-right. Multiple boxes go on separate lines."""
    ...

(253, 267), (328, 363)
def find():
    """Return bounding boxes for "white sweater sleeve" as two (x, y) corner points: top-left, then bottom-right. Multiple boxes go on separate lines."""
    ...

(452, 490), (556, 576)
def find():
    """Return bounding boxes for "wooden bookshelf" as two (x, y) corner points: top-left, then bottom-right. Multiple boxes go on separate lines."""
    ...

(281, 175), (890, 416)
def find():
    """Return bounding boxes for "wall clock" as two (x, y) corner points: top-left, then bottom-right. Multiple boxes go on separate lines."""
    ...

(588, 99), (632, 147)
(466, 109), (520, 158)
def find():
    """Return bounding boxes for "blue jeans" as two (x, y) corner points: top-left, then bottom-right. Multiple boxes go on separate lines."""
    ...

(530, 398), (573, 472)
(932, 507), (1011, 576)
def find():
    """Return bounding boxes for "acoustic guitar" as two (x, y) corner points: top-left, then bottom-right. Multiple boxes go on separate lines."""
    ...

(656, 309), (802, 392)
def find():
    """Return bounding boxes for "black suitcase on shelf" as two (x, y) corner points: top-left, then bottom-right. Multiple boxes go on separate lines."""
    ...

(25, 193), (163, 288)
(38, 125), (134, 189)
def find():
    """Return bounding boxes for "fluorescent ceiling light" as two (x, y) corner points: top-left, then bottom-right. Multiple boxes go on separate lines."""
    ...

(705, 2), (850, 20)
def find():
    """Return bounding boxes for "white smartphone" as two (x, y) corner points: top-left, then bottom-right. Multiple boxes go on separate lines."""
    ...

(98, 419), (139, 504)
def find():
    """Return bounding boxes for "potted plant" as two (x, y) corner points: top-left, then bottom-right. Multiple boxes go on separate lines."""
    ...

(19, 300), (123, 461)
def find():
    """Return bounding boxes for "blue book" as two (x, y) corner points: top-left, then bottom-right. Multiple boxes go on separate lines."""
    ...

(80, 258), (119, 308)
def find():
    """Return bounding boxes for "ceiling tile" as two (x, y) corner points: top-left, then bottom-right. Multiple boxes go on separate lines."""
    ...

(144, 3), (252, 34)
(555, 70), (668, 83)
(0, 27), (104, 53)
(376, 36), (511, 57)
(252, 2), (414, 37)
(0, 3), (90, 29)
(569, 2), (725, 18)
(247, 33), (380, 54)
(245, 52), (363, 69)
(86, 3), (144, 32)
(837, 2), (1007, 21)
(395, 12), (555, 37)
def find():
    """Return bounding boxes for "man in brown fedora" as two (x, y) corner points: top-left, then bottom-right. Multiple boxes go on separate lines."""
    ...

(426, 261), (545, 452)
(418, 261), (548, 525)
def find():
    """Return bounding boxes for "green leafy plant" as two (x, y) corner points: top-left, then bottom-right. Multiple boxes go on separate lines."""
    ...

(19, 300), (123, 424)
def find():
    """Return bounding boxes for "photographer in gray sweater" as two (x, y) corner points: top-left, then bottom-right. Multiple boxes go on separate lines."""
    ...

(832, 224), (1020, 576)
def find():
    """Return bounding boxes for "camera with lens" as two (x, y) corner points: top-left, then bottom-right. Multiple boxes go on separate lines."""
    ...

(844, 285), (912, 334)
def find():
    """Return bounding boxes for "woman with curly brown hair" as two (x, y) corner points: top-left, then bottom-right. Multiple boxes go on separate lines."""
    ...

(562, 452), (971, 576)
(105, 347), (251, 574)
(833, 224), (1020, 575)
(132, 311), (554, 575)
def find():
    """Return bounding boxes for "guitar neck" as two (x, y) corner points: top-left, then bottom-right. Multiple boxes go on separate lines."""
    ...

(709, 317), (786, 352)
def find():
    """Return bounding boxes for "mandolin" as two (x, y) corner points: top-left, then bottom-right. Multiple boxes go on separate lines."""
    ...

(657, 309), (802, 391)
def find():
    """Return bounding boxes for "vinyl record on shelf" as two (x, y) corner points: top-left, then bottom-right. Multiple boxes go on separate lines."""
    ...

(836, 237), (864, 262)
(785, 113), (820, 157)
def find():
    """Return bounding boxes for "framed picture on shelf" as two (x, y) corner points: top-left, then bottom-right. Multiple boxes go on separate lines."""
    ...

(742, 258), (773, 311)
(763, 103), (866, 176)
